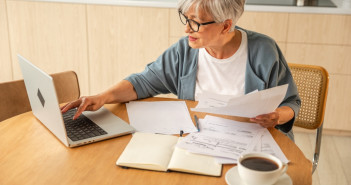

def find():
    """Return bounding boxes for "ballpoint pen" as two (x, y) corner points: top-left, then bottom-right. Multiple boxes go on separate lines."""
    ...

(194, 115), (200, 132)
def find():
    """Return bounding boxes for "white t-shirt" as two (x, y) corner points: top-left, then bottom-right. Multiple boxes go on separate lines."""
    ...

(195, 29), (248, 100)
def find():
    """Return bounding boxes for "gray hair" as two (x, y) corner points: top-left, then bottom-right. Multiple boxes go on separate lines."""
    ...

(177, 0), (245, 32)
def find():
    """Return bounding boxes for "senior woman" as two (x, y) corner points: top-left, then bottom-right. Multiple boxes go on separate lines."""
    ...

(61, 0), (300, 140)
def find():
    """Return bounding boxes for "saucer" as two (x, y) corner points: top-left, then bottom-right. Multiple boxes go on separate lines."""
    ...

(225, 166), (292, 185)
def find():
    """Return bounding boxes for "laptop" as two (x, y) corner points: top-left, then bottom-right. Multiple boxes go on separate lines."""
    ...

(17, 54), (135, 147)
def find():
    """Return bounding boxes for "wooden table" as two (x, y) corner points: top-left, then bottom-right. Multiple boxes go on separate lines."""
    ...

(0, 97), (312, 185)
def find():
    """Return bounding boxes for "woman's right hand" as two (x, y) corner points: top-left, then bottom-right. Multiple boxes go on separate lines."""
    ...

(60, 94), (106, 120)
(61, 80), (138, 120)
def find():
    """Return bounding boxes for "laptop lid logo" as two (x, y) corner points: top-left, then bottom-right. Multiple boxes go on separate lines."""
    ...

(37, 88), (45, 107)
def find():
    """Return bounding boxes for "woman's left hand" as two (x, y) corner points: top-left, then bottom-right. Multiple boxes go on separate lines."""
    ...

(250, 112), (280, 128)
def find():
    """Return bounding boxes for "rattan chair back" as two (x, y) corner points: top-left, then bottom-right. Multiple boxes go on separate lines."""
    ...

(289, 63), (329, 130)
(289, 63), (329, 174)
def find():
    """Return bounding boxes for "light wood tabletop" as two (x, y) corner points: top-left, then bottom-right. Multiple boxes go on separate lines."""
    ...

(0, 97), (312, 185)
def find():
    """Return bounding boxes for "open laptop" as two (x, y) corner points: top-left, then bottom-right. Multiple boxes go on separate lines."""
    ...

(17, 54), (135, 147)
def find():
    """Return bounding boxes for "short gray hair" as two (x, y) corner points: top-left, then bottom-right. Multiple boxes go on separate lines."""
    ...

(177, 0), (245, 32)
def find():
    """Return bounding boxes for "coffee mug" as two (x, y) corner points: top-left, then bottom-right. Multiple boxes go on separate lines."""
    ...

(237, 152), (288, 185)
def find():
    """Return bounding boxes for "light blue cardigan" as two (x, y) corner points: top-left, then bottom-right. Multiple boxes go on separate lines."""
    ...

(125, 28), (301, 133)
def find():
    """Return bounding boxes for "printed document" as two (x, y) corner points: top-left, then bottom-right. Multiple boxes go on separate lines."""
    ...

(126, 101), (197, 134)
(177, 116), (288, 164)
(216, 129), (289, 164)
(177, 116), (265, 160)
(191, 84), (288, 117)
(252, 129), (289, 163)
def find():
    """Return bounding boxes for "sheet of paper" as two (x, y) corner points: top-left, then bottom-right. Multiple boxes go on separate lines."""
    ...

(126, 101), (197, 134)
(180, 116), (288, 164)
(214, 156), (237, 164)
(191, 84), (288, 118)
(195, 92), (234, 108)
(198, 115), (265, 163)
(252, 129), (289, 163)
(177, 116), (265, 160)
(195, 90), (258, 108)
(199, 115), (264, 141)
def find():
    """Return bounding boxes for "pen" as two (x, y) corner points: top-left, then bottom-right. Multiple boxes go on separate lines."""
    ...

(194, 115), (200, 132)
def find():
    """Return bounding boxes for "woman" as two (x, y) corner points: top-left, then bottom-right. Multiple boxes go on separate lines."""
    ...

(61, 0), (300, 140)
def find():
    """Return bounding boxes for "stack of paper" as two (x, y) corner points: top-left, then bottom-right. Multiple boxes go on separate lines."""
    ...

(177, 116), (289, 164)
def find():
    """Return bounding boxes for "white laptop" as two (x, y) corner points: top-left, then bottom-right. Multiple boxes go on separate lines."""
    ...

(17, 54), (135, 147)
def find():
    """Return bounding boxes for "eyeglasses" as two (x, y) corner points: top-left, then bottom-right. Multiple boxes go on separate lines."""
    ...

(178, 11), (216, 32)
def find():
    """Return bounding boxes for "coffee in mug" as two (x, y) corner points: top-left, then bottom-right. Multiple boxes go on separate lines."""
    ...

(238, 153), (287, 185)
(241, 157), (279, 171)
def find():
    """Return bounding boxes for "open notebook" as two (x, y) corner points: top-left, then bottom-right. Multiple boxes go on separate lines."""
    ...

(116, 132), (222, 176)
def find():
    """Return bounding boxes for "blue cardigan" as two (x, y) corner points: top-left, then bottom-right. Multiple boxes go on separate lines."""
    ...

(125, 28), (301, 133)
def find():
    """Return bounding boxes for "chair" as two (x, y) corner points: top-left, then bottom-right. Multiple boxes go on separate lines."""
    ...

(0, 71), (80, 122)
(288, 63), (329, 174)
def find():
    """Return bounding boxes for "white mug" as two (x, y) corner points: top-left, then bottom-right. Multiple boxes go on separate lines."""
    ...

(237, 153), (288, 185)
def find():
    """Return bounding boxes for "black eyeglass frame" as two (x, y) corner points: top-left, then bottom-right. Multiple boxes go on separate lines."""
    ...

(178, 11), (216, 32)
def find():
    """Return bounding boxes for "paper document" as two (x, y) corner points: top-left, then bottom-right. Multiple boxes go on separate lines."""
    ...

(252, 129), (289, 163)
(178, 116), (288, 164)
(191, 84), (289, 118)
(126, 101), (197, 134)
(215, 129), (289, 164)
(177, 116), (265, 160)
(195, 92), (235, 108)
(195, 90), (258, 108)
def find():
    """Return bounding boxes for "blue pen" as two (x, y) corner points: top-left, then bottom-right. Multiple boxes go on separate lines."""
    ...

(194, 115), (200, 132)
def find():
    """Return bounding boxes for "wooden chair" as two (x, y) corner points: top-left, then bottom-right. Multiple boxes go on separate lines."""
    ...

(289, 63), (329, 174)
(0, 71), (80, 122)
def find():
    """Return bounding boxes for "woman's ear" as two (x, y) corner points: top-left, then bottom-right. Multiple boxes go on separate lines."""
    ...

(221, 19), (233, 34)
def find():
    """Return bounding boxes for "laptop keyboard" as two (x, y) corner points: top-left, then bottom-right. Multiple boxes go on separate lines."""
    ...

(63, 109), (108, 141)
